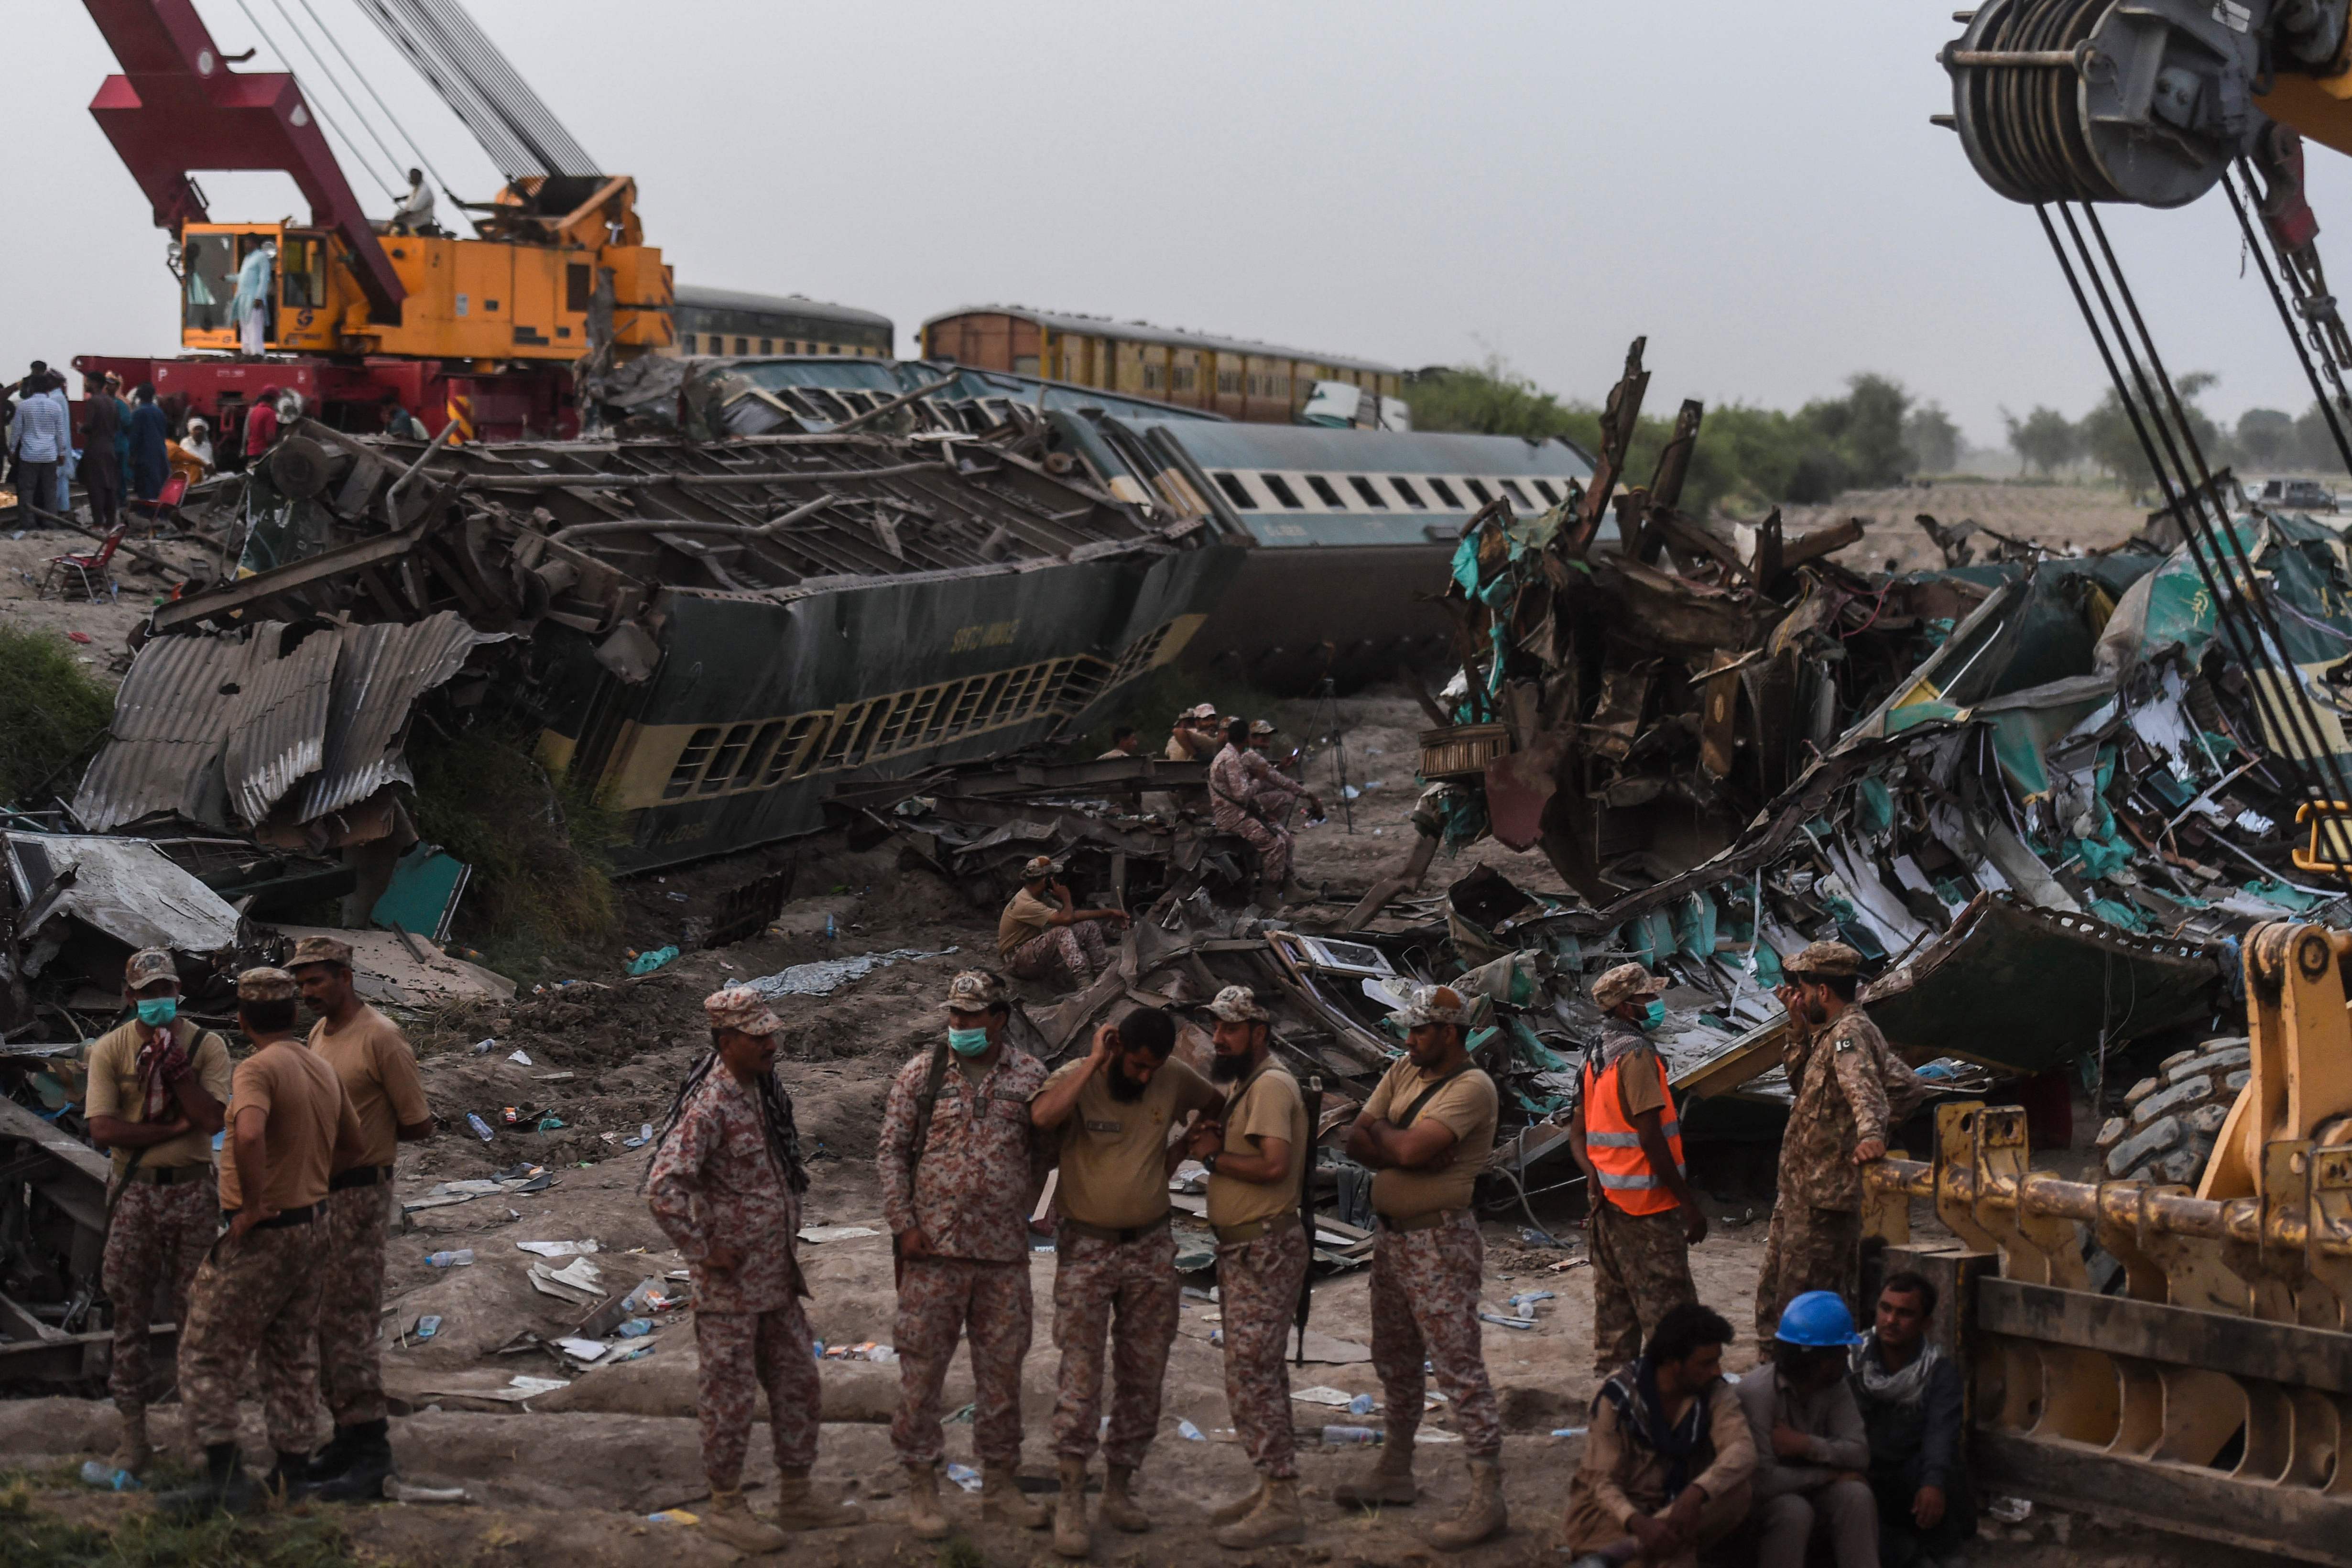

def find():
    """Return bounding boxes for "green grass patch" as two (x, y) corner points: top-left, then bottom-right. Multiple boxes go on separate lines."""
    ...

(0, 1489), (360, 1568)
(0, 625), (115, 809)
(936, 1535), (989, 1568)
(405, 722), (621, 985)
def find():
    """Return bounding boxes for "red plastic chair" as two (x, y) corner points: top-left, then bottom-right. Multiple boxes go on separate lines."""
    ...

(129, 473), (189, 531)
(42, 525), (126, 602)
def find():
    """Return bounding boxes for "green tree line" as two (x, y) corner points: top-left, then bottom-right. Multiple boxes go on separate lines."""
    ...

(1405, 360), (1961, 517)
(2002, 382), (2350, 498)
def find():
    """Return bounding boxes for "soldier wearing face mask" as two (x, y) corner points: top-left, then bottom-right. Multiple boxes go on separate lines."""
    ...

(1569, 964), (1704, 1379)
(1754, 942), (1891, 1345)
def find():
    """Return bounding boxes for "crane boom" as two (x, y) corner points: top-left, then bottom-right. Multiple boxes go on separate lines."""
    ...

(82, 0), (405, 316)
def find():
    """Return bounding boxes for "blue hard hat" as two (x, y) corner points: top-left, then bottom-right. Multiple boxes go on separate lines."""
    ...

(1775, 1290), (1865, 1348)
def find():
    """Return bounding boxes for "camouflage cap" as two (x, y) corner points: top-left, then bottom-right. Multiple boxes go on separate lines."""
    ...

(1590, 962), (1667, 1012)
(1787, 940), (1864, 980)
(1185, 702), (1219, 721)
(1206, 984), (1269, 1023)
(236, 966), (299, 1003)
(704, 985), (783, 1036)
(942, 969), (1007, 1013)
(1247, 719), (1277, 737)
(287, 934), (353, 969)
(124, 948), (175, 989)
(1388, 982), (1470, 1030)
(1020, 855), (1056, 882)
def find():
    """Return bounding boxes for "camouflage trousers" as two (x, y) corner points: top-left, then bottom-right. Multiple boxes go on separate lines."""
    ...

(1212, 806), (1292, 887)
(1370, 1210), (1503, 1457)
(1050, 1223), (1180, 1469)
(1215, 1221), (1309, 1479)
(1587, 1201), (1697, 1374)
(102, 1173), (218, 1411)
(315, 1181), (392, 1426)
(178, 1220), (326, 1452)
(697, 1300), (821, 1489)
(1754, 1204), (1863, 1343)
(893, 1255), (1032, 1469)
(1007, 921), (1111, 989)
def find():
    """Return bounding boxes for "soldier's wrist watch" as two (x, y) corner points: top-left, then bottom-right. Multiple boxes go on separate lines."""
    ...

(1203, 1150), (1221, 1174)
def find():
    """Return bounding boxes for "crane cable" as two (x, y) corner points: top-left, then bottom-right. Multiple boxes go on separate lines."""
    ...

(2222, 164), (2352, 480)
(264, 0), (414, 199)
(291, 0), (474, 221)
(2034, 198), (2352, 889)
(229, 0), (398, 196)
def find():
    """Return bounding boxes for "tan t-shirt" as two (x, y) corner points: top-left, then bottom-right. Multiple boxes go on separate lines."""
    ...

(1206, 1061), (1308, 1228)
(1614, 1043), (1669, 1119)
(218, 1039), (361, 1213)
(1038, 1054), (1218, 1230)
(308, 1004), (431, 1168)
(81, 1018), (235, 1175)
(997, 889), (1056, 961)
(1361, 1059), (1498, 1220)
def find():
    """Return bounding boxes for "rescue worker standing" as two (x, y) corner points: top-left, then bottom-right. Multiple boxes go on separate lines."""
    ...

(163, 969), (364, 1517)
(646, 988), (863, 1549)
(1000, 855), (1129, 990)
(1569, 964), (1703, 1376)
(84, 948), (229, 1476)
(878, 971), (1051, 1539)
(1030, 1007), (1221, 1556)
(1755, 942), (1891, 1343)
(1339, 983), (1508, 1550)
(291, 936), (432, 1501)
(1184, 984), (1310, 1549)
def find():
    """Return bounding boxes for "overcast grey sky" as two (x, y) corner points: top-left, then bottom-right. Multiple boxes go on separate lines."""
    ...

(7, 0), (2350, 450)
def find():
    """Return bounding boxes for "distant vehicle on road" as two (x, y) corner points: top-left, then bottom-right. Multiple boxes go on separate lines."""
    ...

(2257, 477), (2339, 512)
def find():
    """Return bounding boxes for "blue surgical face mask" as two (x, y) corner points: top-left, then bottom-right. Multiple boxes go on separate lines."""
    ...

(947, 1027), (991, 1057)
(136, 996), (178, 1027)
(1641, 999), (1667, 1029)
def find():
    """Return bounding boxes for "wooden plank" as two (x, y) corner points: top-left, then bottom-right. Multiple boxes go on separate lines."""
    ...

(0, 1289), (65, 1342)
(0, 1094), (111, 1186)
(1976, 1429), (2352, 1566)
(1978, 1277), (2352, 1394)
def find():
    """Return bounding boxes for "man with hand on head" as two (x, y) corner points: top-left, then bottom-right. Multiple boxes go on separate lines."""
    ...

(1339, 982), (1507, 1550)
(1000, 855), (1129, 990)
(1186, 985), (1310, 1549)
(162, 968), (364, 1519)
(291, 935), (432, 1501)
(1570, 963), (1704, 1378)
(83, 948), (229, 1477)
(646, 987), (861, 1549)
(1029, 1006), (1221, 1556)
(878, 970), (1051, 1540)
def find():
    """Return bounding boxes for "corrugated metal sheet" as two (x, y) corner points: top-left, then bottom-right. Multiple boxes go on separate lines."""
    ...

(289, 613), (492, 822)
(75, 613), (489, 835)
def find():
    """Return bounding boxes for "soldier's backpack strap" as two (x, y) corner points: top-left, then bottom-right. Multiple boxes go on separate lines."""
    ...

(1394, 1064), (1474, 1130)
(906, 1041), (954, 1174)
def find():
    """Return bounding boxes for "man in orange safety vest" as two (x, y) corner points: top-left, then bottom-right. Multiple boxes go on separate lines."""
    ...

(1568, 963), (1706, 1377)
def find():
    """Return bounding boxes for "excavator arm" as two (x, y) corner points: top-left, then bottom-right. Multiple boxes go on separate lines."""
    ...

(82, 0), (404, 317)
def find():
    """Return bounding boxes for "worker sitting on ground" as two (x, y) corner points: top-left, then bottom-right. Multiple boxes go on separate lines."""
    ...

(1850, 1274), (1971, 1568)
(1738, 1291), (1878, 1568)
(1562, 1301), (1755, 1568)
(999, 855), (1129, 990)
(1209, 719), (1322, 906)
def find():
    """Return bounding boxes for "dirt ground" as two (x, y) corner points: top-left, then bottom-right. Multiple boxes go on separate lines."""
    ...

(0, 523), (216, 685)
(0, 492), (2262, 1565)
(1784, 479), (2155, 575)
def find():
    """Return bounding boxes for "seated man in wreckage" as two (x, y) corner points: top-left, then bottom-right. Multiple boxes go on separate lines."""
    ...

(997, 855), (1129, 991)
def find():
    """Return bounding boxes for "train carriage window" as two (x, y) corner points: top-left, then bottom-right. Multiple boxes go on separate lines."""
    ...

(759, 338), (773, 354)
(1427, 478), (1462, 508)
(1260, 474), (1305, 509)
(1211, 472), (1256, 508)
(1347, 476), (1389, 509)
(663, 727), (722, 800)
(737, 721), (786, 786)
(764, 714), (824, 785)
(1463, 479), (1494, 504)
(1500, 479), (1534, 509)
(1532, 479), (1563, 505)
(733, 337), (749, 355)
(698, 723), (755, 793)
(1306, 475), (1345, 508)
(1390, 477), (1427, 509)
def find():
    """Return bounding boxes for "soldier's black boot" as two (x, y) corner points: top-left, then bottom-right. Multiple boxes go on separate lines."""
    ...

(308, 1420), (393, 1502)
(159, 1442), (265, 1519)
(300, 1424), (361, 1485)
(265, 1449), (313, 1499)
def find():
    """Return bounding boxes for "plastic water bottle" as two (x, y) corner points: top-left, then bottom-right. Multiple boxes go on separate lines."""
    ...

(426, 1249), (474, 1268)
(825, 914), (837, 941)
(466, 1112), (494, 1142)
(1347, 1393), (1376, 1416)
(80, 1459), (139, 1490)
(1322, 1425), (1382, 1446)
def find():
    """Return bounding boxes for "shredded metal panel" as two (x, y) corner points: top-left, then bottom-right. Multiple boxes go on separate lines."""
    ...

(4, 833), (242, 955)
(292, 614), (491, 822)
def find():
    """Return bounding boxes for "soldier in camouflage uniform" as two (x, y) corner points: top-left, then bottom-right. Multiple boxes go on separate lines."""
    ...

(646, 988), (861, 1551)
(289, 934), (433, 1501)
(1342, 983), (1509, 1551)
(161, 969), (363, 1520)
(1030, 1006), (1220, 1556)
(1568, 963), (1704, 1376)
(1185, 985), (1311, 1549)
(1208, 719), (1322, 904)
(83, 947), (229, 1475)
(1000, 855), (1129, 990)
(1754, 941), (1891, 1343)
(878, 970), (1051, 1540)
